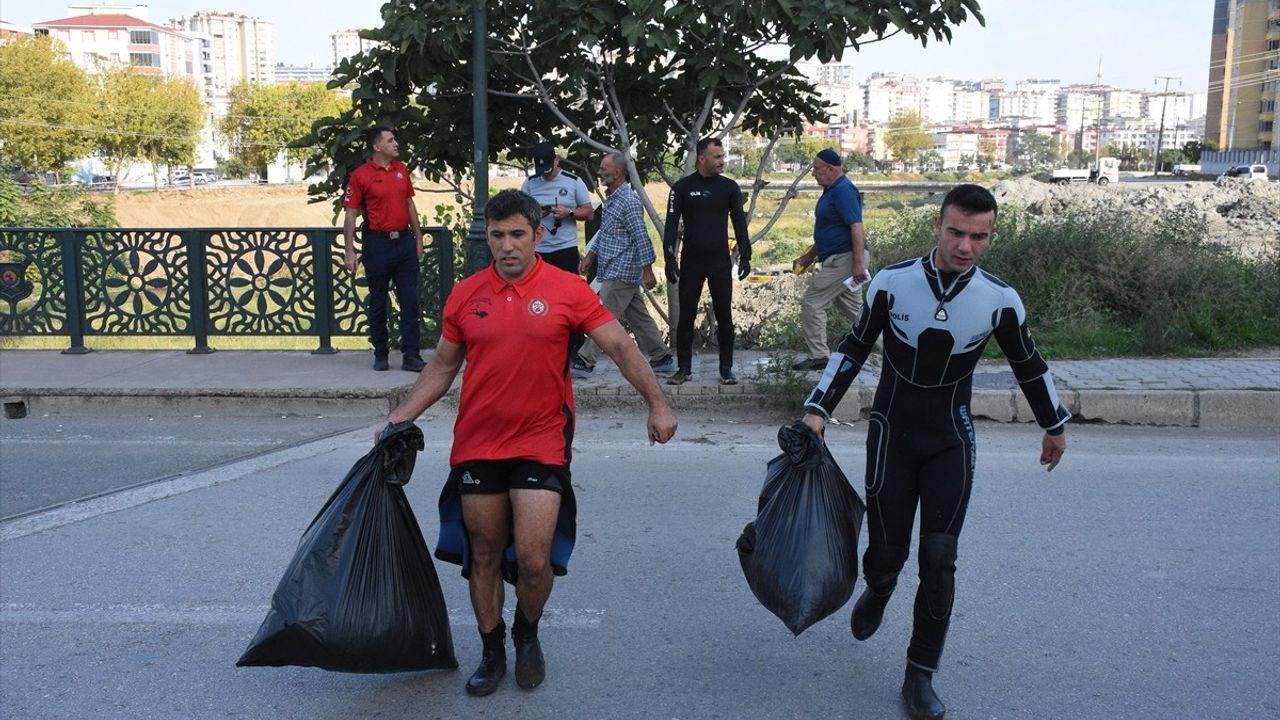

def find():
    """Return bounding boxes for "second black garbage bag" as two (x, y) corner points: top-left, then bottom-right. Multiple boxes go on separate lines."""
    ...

(237, 422), (457, 673)
(737, 420), (866, 636)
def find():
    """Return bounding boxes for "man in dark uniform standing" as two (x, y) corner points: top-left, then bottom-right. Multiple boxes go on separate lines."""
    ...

(343, 125), (425, 372)
(662, 137), (751, 385)
(800, 184), (1069, 720)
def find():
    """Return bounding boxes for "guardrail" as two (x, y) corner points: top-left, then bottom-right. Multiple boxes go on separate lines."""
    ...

(0, 227), (455, 354)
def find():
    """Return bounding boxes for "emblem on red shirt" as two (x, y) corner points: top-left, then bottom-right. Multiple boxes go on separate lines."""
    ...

(528, 298), (548, 316)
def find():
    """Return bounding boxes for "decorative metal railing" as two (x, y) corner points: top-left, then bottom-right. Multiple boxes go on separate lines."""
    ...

(0, 227), (455, 354)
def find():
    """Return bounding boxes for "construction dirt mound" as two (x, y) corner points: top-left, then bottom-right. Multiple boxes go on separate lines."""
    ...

(989, 176), (1280, 255)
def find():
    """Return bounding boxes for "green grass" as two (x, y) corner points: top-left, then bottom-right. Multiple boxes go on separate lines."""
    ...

(871, 205), (1280, 358)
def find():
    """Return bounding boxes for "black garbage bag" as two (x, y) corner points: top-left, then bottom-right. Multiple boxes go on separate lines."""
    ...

(237, 422), (457, 673)
(736, 420), (866, 636)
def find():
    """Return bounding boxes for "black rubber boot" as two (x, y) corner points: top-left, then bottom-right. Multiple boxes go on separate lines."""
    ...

(465, 621), (506, 696)
(851, 544), (909, 640)
(901, 663), (946, 719)
(512, 605), (545, 690)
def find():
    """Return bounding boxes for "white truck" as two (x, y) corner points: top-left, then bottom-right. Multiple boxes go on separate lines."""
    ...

(1051, 156), (1120, 185)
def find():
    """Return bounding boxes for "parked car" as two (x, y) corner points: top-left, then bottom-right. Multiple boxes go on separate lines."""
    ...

(1218, 164), (1269, 181)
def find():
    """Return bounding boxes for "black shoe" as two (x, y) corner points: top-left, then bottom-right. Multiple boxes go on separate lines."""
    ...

(792, 357), (828, 371)
(513, 633), (546, 690)
(465, 649), (506, 696)
(372, 355), (390, 372)
(401, 354), (425, 372)
(650, 355), (677, 374)
(719, 370), (738, 385)
(851, 586), (893, 640)
(666, 370), (691, 386)
(570, 358), (594, 380)
(902, 665), (946, 719)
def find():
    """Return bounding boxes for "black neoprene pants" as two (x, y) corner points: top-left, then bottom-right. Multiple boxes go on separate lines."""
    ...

(864, 374), (975, 671)
(675, 256), (734, 373)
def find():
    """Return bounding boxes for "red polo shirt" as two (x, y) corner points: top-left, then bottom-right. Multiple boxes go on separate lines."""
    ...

(343, 159), (414, 232)
(442, 259), (614, 466)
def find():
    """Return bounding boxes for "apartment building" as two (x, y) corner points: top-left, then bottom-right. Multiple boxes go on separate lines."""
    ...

(170, 10), (275, 100)
(32, 11), (207, 91)
(331, 27), (376, 67)
(1206, 0), (1280, 150)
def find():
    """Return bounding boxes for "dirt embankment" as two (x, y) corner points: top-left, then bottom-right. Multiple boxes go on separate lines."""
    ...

(989, 177), (1280, 255)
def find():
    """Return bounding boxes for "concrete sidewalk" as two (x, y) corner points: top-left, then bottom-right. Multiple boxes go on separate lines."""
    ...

(1, 349), (1277, 427)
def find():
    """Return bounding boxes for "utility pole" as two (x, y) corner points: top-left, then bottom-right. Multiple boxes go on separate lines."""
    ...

(1152, 75), (1181, 176)
(464, 0), (491, 274)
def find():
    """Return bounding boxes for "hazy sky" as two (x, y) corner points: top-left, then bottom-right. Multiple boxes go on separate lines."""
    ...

(4, 0), (1214, 93)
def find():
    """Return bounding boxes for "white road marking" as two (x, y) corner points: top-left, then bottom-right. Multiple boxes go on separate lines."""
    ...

(1, 437), (282, 446)
(0, 429), (369, 543)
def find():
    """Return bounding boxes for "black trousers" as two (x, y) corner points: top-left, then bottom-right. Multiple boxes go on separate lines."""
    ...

(361, 232), (420, 355)
(538, 246), (585, 361)
(675, 256), (734, 373)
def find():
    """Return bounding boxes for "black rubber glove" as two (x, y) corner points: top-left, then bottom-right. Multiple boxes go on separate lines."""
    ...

(665, 264), (679, 284)
(736, 260), (750, 281)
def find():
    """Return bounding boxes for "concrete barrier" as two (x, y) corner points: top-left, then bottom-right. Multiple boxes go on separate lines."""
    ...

(1074, 390), (1196, 426)
(1198, 391), (1280, 428)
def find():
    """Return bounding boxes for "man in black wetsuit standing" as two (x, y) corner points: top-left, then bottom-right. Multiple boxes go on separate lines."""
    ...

(662, 137), (751, 385)
(800, 184), (1069, 720)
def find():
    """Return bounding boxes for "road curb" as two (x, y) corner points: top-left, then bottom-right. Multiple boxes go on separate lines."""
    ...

(3, 385), (1275, 426)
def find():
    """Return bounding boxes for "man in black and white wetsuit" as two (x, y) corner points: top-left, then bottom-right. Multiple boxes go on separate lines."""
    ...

(801, 184), (1069, 720)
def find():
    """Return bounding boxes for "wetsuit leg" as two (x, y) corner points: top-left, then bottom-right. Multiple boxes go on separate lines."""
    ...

(704, 261), (735, 373)
(856, 411), (918, 623)
(675, 262), (708, 373)
(907, 428), (974, 671)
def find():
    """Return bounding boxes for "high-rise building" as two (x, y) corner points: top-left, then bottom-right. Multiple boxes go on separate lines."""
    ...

(170, 10), (275, 101)
(1206, 0), (1280, 150)
(330, 27), (377, 67)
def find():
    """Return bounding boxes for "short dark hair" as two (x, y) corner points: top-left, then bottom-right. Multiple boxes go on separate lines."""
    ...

(696, 137), (722, 156)
(485, 189), (542, 231)
(366, 125), (393, 151)
(940, 183), (998, 220)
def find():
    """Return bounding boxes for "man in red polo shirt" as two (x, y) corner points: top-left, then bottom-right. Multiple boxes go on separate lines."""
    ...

(384, 189), (678, 696)
(343, 125), (425, 372)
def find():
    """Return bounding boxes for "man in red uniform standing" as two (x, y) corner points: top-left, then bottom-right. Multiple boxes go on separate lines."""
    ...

(384, 189), (678, 696)
(343, 125), (426, 372)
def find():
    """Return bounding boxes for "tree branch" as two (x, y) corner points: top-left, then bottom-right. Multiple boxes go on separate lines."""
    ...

(513, 27), (615, 155)
(746, 127), (787, 220)
(748, 163), (808, 245)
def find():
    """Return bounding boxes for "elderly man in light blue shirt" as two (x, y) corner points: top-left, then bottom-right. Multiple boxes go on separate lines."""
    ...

(573, 152), (675, 378)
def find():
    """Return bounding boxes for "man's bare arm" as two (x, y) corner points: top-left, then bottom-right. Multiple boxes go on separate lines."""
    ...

(589, 320), (677, 444)
(385, 338), (465, 427)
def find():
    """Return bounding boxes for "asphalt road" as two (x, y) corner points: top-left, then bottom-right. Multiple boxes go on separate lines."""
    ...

(0, 414), (372, 519)
(0, 413), (1276, 719)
